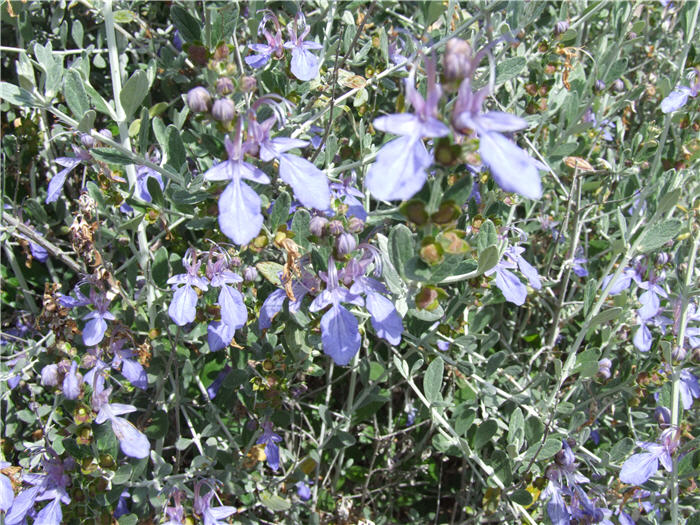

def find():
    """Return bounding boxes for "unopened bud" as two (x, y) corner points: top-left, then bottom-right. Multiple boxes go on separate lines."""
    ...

(612, 79), (625, 92)
(328, 220), (344, 235)
(216, 77), (234, 96)
(243, 266), (258, 282)
(655, 406), (671, 428)
(347, 216), (365, 233)
(594, 80), (606, 91)
(309, 215), (328, 236)
(597, 358), (612, 379)
(186, 86), (211, 113)
(336, 232), (357, 256)
(80, 133), (95, 149)
(554, 21), (569, 35)
(444, 38), (473, 83)
(211, 98), (235, 123)
(240, 76), (257, 93)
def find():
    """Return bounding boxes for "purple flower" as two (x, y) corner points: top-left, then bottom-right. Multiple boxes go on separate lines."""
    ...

(637, 271), (667, 321)
(310, 258), (365, 365)
(114, 490), (130, 519)
(660, 72), (699, 114)
(597, 358), (612, 379)
(296, 481), (312, 501)
(245, 11), (284, 69)
(207, 253), (247, 331)
(167, 249), (209, 326)
(619, 428), (679, 485)
(259, 265), (318, 330)
(82, 293), (115, 346)
(679, 369), (700, 410)
(163, 489), (186, 525)
(256, 421), (283, 471)
(329, 173), (367, 221)
(110, 340), (147, 390)
(485, 246), (540, 306)
(193, 481), (237, 525)
(95, 402), (150, 459)
(207, 365), (232, 399)
(453, 79), (545, 199)
(0, 461), (14, 512)
(62, 361), (82, 399)
(45, 145), (91, 204)
(366, 57), (449, 201)
(204, 125), (270, 245)
(5, 456), (71, 525)
(248, 113), (330, 211)
(283, 12), (322, 81)
(601, 266), (642, 295)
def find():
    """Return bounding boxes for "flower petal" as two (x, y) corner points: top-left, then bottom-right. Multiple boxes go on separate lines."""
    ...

(365, 292), (403, 345)
(278, 154), (330, 210)
(619, 452), (659, 485)
(33, 496), (62, 525)
(320, 305), (361, 365)
(218, 285), (247, 330)
(83, 317), (108, 346)
(218, 179), (264, 245)
(207, 321), (236, 352)
(366, 136), (432, 201)
(494, 268), (527, 305)
(479, 131), (543, 199)
(290, 47), (320, 81)
(259, 289), (287, 330)
(168, 285), (198, 326)
(111, 416), (151, 459)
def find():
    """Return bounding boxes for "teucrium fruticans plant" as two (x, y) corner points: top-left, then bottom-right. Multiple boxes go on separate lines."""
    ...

(1, 2), (699, 524)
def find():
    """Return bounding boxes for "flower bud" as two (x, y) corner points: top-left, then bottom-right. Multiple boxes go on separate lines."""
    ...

(654, 406), (671, 428)
(212, 98), (235, 123)
(443, 38), (473, 83)
(612, 79), (624, 92)
(554, 21), (569, 35)
(594, 80), (606, 91)
(597, 358), (612, 379)
(336, 232), (357, 256)
(41, 364), (59, 386)
(656, 252), (670, 266)
(347, 216), (365, 233)
(243, 266), (258, 282)
(230, 256), (242, 267)
(80, 133), (95, 149)
(327, 220), (344, 236)
(240, 76), (257, 93)
(216, 77), (234, 96)
(186, 86), (211, 113)
(309, 216), (328, 236)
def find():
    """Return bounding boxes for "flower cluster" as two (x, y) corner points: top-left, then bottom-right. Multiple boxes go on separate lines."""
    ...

(367, 42), (546, 203)
(245, 11), (322, 81)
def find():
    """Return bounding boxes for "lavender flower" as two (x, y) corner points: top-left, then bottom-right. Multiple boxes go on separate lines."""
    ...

(258, 266), (318, 330)
(5, 456), (71, 525)
(163, 489), (186, 525)
(485, 246), (541, 306)
(110, 339), (148, 390)
(296, 481), (312, 501)
(248, 112), (330, 211)
(0, 461), (14, 512)
(366, 56), (449, 201)
(283, 12), (323, 81)
(62, 361), (82, 399)
(193, 481), (237, 525)
(256, 421), (283, 471)
(679, 369), (700, 410)
(660, 71), (699, 113)
(245, 11), (284, 69)
(310, 258), (365, 365)
(619, 428), (679, 485)
(453, 79), (545, 199)
(207, 252), (247, 331)
(99, 412), (149, 459)
(46, 145), (91, 204)
(82, 293), (115, 346)
(167, 249), (209, 326)
(204, 124), (270, 245)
